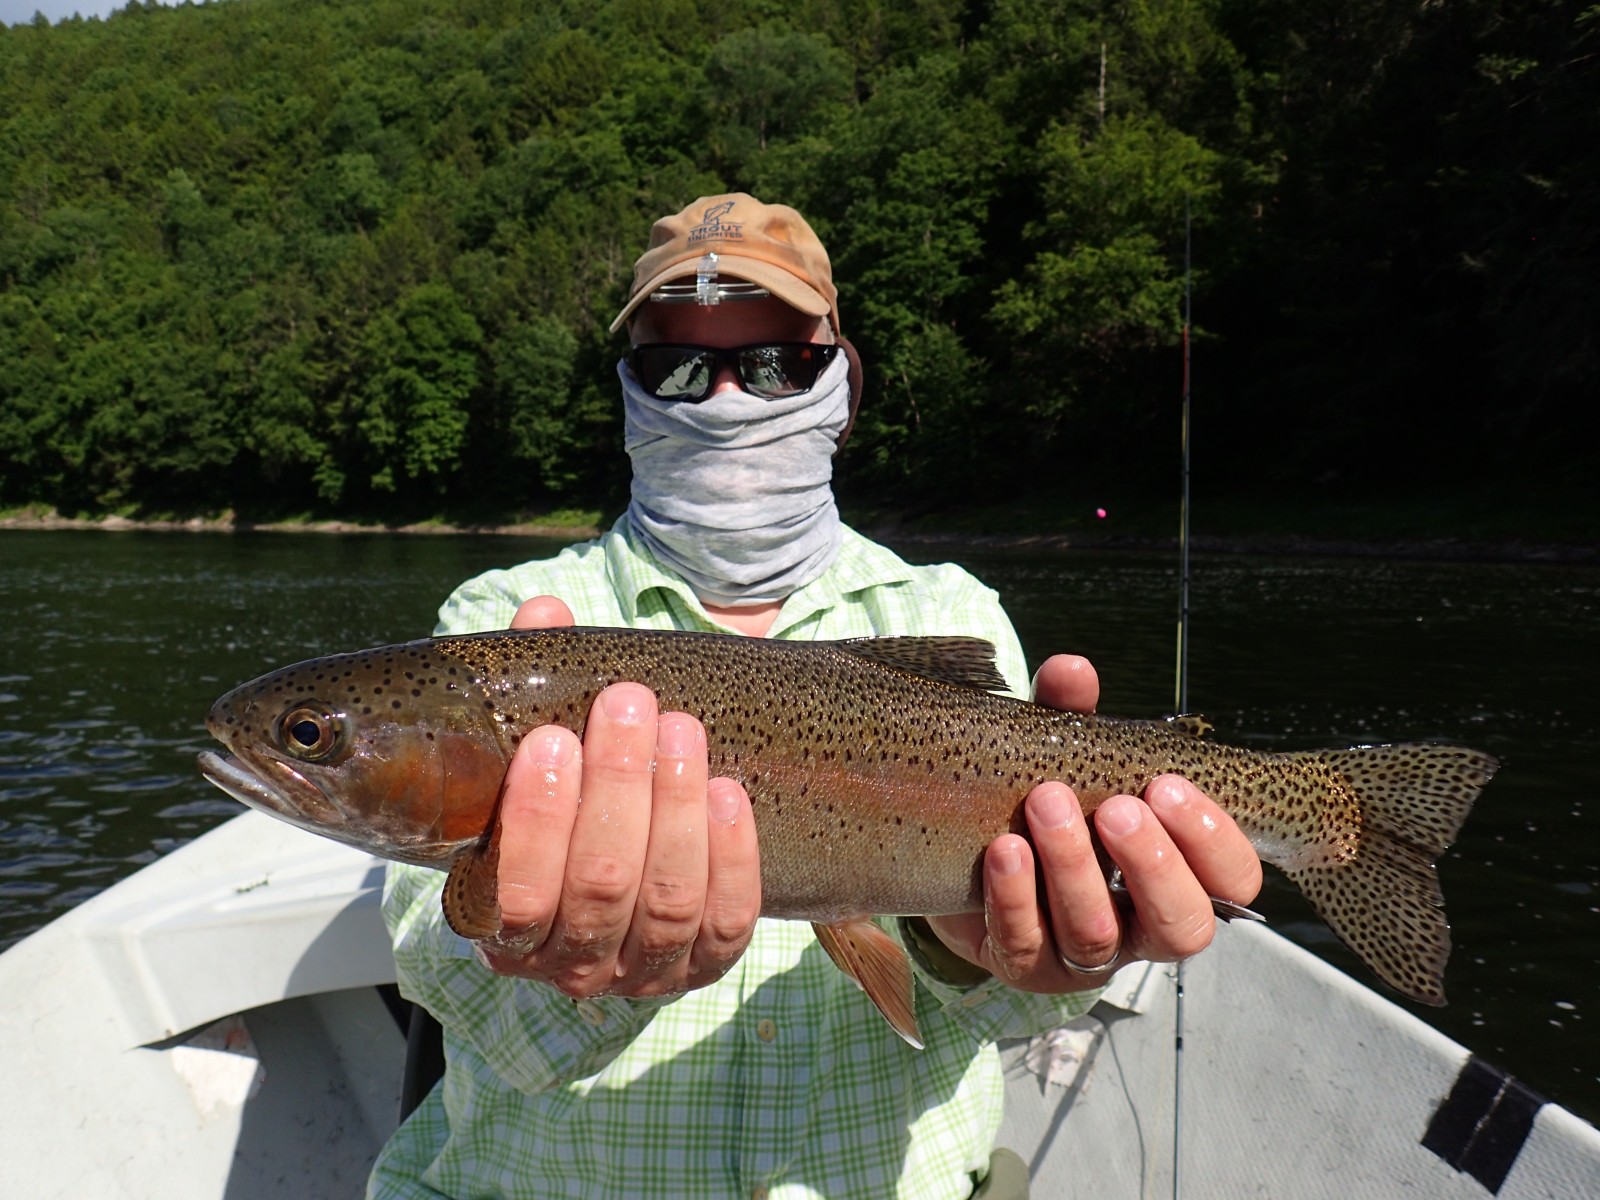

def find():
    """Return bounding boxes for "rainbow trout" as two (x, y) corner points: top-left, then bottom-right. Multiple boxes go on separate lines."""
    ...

(197, 627), (1496, 1046)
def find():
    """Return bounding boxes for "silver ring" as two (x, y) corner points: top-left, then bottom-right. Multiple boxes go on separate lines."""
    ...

(1059, 947), (1121, 978)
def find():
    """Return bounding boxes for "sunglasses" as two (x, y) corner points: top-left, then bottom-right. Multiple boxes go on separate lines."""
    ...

(629, 342), (840, 403)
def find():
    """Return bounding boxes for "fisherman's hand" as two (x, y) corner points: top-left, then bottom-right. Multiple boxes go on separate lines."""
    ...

(471, 597), (764, 998)
(925, 653), (1263, 993)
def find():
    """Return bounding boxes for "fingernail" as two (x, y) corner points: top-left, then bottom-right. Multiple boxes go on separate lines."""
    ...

(1030, 786), (1076, 830)
(600, 683), (649, 725)
(707, 779), (742, 824)
(1146, 776), (1188, 813)
(992, 842), (1023, 876)
(1097, 795), (1144, 836)
(657, 713), (703, 758)
(529, 730), (574, 768)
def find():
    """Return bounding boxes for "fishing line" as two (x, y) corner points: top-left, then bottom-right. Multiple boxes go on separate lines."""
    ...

(1171, 195), (1193, 1200)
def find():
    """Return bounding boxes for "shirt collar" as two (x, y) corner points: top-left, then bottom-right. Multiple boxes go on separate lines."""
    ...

(605, 515), (705, 625)
(606, 517), (921, 634)
(783, 526), (919, 610)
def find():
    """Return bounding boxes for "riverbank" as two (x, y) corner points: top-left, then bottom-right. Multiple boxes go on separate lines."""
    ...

(0, 509), (599, 540)
(2, 505), (1594, 564)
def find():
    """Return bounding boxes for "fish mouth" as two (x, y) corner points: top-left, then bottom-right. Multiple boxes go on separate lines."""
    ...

(197, 749), (351, 838)
(196, 746), (468, 867)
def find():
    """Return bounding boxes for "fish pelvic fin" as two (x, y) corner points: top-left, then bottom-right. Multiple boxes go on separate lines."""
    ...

(442, 826), (503, 941)
(1284, 743), (1498, 1006)
(812, 918), (925, 1049)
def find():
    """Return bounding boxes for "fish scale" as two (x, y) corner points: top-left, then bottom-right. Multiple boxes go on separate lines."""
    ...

(199, 626), (1497, 1044)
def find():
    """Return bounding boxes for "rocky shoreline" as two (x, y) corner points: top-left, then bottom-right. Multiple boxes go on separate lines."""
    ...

(2, 509), (1594, 564)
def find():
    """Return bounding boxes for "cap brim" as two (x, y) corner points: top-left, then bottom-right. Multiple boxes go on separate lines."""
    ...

(609, 255), (832, 334)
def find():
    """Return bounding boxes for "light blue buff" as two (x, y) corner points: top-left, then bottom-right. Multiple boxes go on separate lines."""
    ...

(619, 354), (850, 607)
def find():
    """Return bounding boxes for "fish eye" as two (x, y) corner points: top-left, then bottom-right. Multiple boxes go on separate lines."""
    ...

(277, 706), (345, 761)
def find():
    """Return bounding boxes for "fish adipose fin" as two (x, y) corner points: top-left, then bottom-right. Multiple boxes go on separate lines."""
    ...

(1165, 714), (1213, 739)
(812, 918), (924, 1049)
(1284, 743), (1498, 1006)
(835, 636), (1008, 693)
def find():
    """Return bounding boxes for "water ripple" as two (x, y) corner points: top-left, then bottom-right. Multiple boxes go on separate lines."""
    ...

(0, 880), (57, 900)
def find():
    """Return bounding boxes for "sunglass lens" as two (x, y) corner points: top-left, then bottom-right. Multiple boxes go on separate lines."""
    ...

(632, 343), (837, 401)
(634, 347), (713, 400)
(738, 345), (827, 397)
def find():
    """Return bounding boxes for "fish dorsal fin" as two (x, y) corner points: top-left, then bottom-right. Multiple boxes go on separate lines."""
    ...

(812, 918), (924, 1049)
(1165, 713), (1213, 739)
(836, 636), (1008, 693)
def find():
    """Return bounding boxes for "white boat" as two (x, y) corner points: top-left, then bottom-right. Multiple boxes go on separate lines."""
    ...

(4, 809), (1598, 1199)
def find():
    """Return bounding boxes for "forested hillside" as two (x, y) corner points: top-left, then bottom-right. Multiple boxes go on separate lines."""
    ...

(1, 0), (1592, 523)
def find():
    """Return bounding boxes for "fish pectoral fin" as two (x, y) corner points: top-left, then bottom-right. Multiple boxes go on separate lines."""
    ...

(812, 918), (924, 1050)
(442, 830), (502, 941)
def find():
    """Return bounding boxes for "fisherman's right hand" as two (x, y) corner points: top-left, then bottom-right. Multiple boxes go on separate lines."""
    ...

(470, 597), (764, 998)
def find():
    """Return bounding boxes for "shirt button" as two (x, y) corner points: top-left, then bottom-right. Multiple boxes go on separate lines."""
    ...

(575, 1000), (607, 1027)
(756, 1018), (778, 1042)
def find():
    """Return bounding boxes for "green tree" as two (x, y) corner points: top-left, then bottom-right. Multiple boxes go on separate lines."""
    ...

(991, 113), (1221, 433)
(700, 22), (853, 179)
(351, 282), (482, 498)
(484, 315), (616, 498)
(0, 0), (1589, 521)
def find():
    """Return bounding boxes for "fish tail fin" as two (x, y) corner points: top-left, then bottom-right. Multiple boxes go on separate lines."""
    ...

(1282, 743), (1497, 1006)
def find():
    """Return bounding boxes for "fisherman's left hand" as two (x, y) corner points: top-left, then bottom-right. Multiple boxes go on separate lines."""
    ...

(925, 654), (1264, 993)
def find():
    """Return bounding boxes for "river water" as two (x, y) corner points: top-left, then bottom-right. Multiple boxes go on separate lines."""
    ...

(1, 530), (1596, 1123)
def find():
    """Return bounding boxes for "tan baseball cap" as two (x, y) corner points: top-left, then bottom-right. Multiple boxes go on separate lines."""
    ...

(609, 193), (840, 334)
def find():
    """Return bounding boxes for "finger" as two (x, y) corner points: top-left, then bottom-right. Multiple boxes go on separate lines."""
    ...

(544, 682), (658, 993)
(1031, 654), (1099, 713)
(616, 712), (710, 989)
(1026, 783), (1121, 975)
(511, 595), (576, 630)
(977, 833), (1048, 985)
(1144, 774), (1263, 908)
(493, 725), (584, 948)
(1096, 793), (1215, 962)
(692, 777), (761, 978)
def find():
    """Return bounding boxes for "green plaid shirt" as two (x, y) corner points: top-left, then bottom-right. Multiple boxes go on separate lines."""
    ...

(369, 519), (1096, 1200)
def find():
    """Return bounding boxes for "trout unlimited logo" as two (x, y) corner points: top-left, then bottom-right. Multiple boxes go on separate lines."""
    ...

(688, 200), (742, 244)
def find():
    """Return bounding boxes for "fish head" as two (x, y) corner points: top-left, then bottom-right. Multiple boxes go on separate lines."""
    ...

(196, 642), (512, 866)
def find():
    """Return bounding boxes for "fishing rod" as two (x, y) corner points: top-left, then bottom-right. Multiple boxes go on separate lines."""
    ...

(1171, 195), (1193, 1200)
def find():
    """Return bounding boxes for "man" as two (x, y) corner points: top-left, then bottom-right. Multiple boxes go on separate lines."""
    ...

(369, 194), (1262, 1199)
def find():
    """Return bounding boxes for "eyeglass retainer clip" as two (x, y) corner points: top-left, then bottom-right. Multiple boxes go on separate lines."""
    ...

(649, 252), (771, 306)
